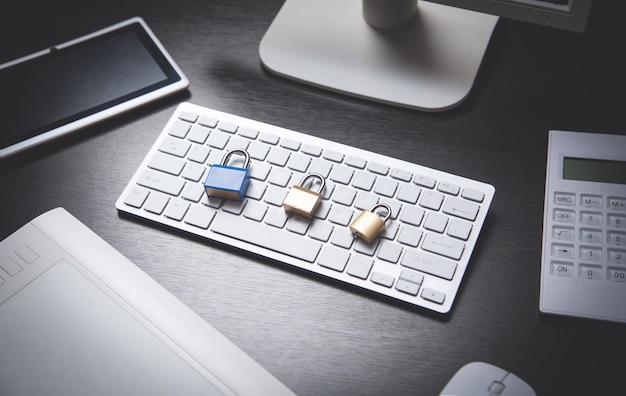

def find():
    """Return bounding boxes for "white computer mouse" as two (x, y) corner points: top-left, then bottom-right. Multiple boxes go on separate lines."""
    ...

(439, 361), (536, 396)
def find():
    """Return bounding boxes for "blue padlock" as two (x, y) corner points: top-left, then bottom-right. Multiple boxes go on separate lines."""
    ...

(204, 149), (251, 201)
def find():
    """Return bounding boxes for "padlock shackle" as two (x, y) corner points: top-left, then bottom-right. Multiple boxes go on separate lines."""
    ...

(370, 203), (392, 222)
(220, 149), (251, 168)
(298, 173), (325, 193)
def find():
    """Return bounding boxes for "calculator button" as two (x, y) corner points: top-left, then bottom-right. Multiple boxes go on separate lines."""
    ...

(608, 249), (626, 264)
(553, 209), (575, 224)
(554, 192), (575, 206)
(579, 264), (603, 280)
(581, 194), (602, 208)
(580, 211), (602, 226)
(550, 261), (574, 277)
(608, 231), (626, 246)
(608, 268), (626, 283)
(552, 226), (574, 241)
(608, 214), (626, 228)
(552, 244), (574, 259)
(580, 246), (603, 262)
(608, 197), (626, 211)
(579, 229), (603, 244)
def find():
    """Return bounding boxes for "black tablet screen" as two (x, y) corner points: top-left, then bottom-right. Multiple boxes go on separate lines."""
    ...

(0, 21), (182, 150)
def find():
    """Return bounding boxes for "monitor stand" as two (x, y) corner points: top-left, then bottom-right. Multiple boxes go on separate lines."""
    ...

(259, 0), (498, 112)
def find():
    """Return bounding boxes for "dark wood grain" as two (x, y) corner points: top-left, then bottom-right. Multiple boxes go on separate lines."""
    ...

(1, 1), (625, 395)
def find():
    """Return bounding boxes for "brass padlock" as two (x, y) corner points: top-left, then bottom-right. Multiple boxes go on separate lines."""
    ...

(350, 204), (392, 243)
(282, 173), (326, 218)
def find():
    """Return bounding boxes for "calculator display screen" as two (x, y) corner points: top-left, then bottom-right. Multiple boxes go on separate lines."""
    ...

(563, 157), (626, 184)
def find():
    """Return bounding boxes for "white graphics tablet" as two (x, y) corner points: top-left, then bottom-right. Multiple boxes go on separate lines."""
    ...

(0, 17), (189, 159)
(0, 208), (293, 395)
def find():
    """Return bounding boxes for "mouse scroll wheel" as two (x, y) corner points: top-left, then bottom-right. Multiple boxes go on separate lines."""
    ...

(488, 381), (505, 395)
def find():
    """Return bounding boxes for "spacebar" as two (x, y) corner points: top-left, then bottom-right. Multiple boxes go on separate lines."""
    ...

(210, 214), (322, 263)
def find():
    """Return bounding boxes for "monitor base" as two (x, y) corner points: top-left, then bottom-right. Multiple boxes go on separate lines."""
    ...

(259, 0), (498, 112)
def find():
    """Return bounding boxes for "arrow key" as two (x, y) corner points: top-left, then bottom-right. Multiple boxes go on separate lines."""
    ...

(552, 243), (575, 259)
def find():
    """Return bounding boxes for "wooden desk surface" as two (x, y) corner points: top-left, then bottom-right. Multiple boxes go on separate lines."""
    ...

(1, 1), (625, 394)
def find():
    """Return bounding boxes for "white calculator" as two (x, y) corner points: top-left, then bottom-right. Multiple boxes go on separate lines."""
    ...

(540, 130), (626, 323)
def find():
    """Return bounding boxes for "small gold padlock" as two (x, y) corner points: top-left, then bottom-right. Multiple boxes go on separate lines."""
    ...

(350, 203), (392, 244)
(282, 173), (326, 218)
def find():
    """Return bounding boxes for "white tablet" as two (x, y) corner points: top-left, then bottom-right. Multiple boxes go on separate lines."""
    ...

(0, 17), (189, 159)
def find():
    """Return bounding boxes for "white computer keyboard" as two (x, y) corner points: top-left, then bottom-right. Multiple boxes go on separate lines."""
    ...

(116, 102), (495, 313)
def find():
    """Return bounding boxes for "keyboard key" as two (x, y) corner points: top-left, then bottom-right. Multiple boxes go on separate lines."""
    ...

(323, 149), (344, 163)
(187, 145), (211, 163)
(181, 162), (206, 182)
(397, 226), (423, 247)
(374, 178), (398, 197)
(218, 121), (238, 133)
(330, 228), (355, 249)
(396, 279), (419, 296)
(185, 205), (216, 229)
(330, 165), (354, 185)
(399, 206), (424, 227)
(443, 197), (479, 221)
(207, 130), (230, 149)
(437, 182), (460, 196)
(367, 162), (389, 176)
(352, 171), (376, 191)
(422, 233), (464, 260)
(332, 186), (357, 206)
(124, 186), (150, 208)
(164, 199), (190, 221)
(267, 148), (291, 167)
(347, 255), (374, 279)
(198, 116), (218, 128)
(414, 175), (436, 189)
(169, 120), (191, 138)
(280, 138), (301, 151)
(447, 219), (473, 241)
(420, 191), (444, 211)
(424, 212), (449, 233)
(401, 249), (457, 280)
(159, 136), (191, 157)
(302, 144), (323, 157)
(397, 184), (421, 204)
(242, 200), (268, 222)
(462, 188), (485, 203)
(239, 127), (259, 139)
(371, 272), (394, 287)
(308, 221), (334, 242)
(421, 288), (445, 304)
(391, 168), (412, 182)
(149, 152), (185, 176)
(178, 111), (198, 123)
(345, 156), (367, 169)
(211, 213), (322, 262)
(400, 269), (424, 285)
(137, 170), (185, 196)
(144, 193), (170, 215)
(318, 246), (350, 272)
(377, 241), (403, 263)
